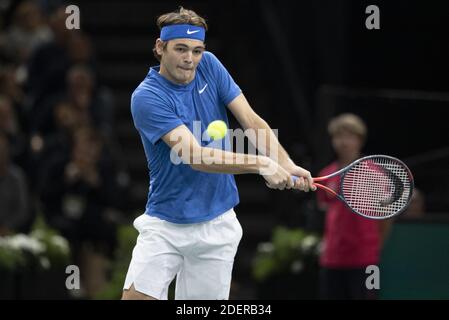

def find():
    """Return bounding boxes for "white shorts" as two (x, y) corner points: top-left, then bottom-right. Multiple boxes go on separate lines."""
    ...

(123, 208), (243, 300)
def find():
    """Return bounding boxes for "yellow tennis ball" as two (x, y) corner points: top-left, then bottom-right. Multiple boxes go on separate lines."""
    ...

(207, 120), (228, 140)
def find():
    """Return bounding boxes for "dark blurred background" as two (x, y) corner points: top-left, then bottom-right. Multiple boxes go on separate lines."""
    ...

(0, 0), (448, 299)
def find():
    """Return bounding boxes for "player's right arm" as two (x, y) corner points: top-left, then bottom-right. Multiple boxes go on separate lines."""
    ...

(161, 124), (294, 190)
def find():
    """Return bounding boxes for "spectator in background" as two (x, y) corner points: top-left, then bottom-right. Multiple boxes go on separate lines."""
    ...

(0, 133), (30, 236)
(3, 0), (52, 66)
(26, 4), (71, 101)
(39, 126), (121, 298)
(0, 65), (26, 130)
(29, 64), (104, 138)
(30, 99), (83, 186)
(43, 100), (81, 156)
(1, 65), (39, 186)
(0, 95), (19, 138)
(66, 31), (94, 66)
(0, 94), (27, 167)
(66, 65), (114, 138)
(26, 5), (95, 115)
(29, 64), (115, 175)
(317, 113), (392, 300)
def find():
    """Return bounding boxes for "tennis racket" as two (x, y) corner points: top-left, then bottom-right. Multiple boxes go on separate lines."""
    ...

(294, 155), (414, 220)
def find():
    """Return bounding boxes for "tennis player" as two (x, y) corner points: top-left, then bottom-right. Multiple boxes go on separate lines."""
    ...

(122, 7), (315, 300)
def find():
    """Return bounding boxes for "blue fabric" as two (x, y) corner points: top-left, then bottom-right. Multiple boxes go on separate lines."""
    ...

(160, 24), (205, 42)
(131, 51), (242, 224)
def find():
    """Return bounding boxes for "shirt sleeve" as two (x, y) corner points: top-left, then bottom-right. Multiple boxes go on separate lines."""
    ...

(131, 89), (184, 145)
(203, 51), (242, 105)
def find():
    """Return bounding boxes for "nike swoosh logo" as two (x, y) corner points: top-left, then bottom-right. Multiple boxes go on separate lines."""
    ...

(199, 84), (208, 94)
(187, 29), (200, 35)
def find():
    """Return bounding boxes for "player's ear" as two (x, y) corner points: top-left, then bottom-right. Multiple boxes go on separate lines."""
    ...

(155, 38), (165, 55)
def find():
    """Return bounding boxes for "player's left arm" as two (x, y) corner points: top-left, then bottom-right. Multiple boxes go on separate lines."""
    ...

(227, 93), (315, 192)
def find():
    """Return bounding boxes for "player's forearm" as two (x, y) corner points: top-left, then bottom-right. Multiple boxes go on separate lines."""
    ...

(189, 147), (270, 175)
(245, 115), (295, 169)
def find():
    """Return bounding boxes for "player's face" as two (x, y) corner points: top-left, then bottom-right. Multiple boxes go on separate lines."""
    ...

(158, 39), (205, 84)
(332, 130), (363, 161)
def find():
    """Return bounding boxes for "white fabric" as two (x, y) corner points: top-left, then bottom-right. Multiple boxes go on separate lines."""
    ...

(123, 208), (242, 300)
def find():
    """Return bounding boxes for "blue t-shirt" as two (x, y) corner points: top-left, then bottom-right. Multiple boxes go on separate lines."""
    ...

(131, 51), (242, 224)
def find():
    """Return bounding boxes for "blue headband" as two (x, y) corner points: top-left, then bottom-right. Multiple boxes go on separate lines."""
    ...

(160, 24), (206, 42)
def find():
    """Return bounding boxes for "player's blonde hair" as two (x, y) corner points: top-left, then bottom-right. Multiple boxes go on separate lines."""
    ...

(153, 7), (208, 62)
(328, 113), (367, 140)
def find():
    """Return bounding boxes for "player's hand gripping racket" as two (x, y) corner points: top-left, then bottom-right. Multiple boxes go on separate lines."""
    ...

(293, 155), (414, 219)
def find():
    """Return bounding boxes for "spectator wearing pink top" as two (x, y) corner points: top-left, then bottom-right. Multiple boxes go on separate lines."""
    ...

(317, 113), (392, 300)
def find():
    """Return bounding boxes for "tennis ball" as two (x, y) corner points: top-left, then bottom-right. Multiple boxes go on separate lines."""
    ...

(207, 120), (228, 140)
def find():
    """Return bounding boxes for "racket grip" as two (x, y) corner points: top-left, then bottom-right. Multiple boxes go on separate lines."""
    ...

(291, 176), (317, 190)
(292, 176), (320, 182)
(293, 176), (338, 197)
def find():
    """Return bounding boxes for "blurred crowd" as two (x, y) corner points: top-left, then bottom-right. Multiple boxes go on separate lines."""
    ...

(0, 0), (130, 298)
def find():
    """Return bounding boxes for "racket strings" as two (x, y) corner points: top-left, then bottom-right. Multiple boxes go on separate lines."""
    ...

(341, 157), (412, 218)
